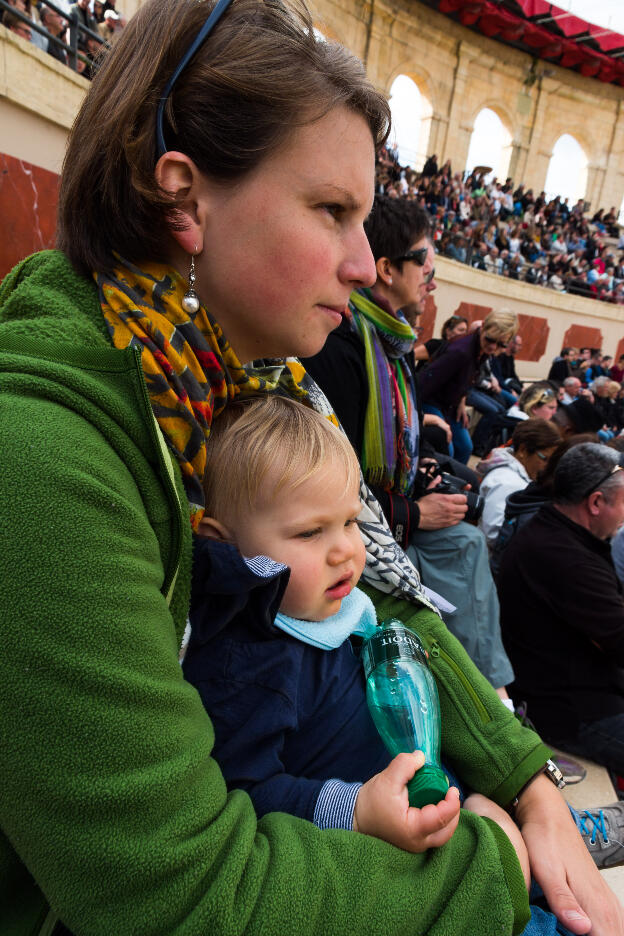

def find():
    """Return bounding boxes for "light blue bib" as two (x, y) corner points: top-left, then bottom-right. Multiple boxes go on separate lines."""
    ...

(274, 587), (378, 650)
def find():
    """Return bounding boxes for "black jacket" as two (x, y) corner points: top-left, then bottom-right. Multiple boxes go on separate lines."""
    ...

(547, 358), (571, 385)
(302, 316), (436, 547)
(490, 482), (549, 582)
(418, 330), (482, 421)
(498, 503), (624, 741)
(184, 537), (389, 822)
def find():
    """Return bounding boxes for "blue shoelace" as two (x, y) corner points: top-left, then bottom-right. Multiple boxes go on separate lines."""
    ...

(579, 809), (609, 846)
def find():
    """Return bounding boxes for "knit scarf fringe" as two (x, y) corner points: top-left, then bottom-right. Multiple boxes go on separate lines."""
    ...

(349, 289), (419, 495)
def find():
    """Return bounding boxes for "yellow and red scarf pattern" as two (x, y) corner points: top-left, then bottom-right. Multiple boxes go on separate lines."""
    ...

(96, 257), (306, 530)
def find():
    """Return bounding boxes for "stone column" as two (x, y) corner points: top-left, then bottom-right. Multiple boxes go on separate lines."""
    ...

(440, 40), (475, 170)
(584, 165), (606, 214)
(592, 100), (624, 212)
(521, 77), (555, 193)
(420, 112), (448, 165)
(507, 141), (528, 184)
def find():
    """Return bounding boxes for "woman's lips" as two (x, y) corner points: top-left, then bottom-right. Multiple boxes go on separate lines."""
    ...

(318, 303), (346, 326)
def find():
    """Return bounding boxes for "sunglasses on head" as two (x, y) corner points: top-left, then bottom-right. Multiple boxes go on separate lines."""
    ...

(483, 333), (508, 350)
(580, 463), (622, 500)
(534, 389), (556, 405)
(393, 247), (429, 267)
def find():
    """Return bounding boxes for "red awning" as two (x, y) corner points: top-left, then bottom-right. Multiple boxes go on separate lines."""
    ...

(420, 0), (624, 86)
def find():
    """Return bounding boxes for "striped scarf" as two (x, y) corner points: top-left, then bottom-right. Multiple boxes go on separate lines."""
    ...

(96, 257), (307, 531)
(349, 289), (419, 495)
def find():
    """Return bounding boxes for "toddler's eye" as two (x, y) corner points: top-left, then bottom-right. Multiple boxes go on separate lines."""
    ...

(297, 528), (321, 539)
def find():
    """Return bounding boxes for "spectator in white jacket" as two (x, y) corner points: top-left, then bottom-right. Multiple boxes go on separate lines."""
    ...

(477, 419), (561, 548)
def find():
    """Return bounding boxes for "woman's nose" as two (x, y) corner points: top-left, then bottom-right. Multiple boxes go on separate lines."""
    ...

(339, 229), (377, 289)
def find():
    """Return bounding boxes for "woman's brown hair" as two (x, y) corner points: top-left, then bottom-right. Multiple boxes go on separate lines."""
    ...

(511, 418), (561, 455)
(57, 0), (391, 274)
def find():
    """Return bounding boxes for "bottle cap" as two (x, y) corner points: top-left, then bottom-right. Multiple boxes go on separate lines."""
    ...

(407, 764), (449, 808)
(361, 619), (428, 680)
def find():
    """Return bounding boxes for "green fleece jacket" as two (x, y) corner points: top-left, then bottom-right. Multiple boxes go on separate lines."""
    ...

(0, 251), (549, 936)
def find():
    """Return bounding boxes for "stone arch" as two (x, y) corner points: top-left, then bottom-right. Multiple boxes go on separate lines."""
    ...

(466, 100), (517, 142)
(465, 105), (514, 181)
(384, 66), (435, 171)
(543, 133), (589, 205)
(540, 124), (595, 167)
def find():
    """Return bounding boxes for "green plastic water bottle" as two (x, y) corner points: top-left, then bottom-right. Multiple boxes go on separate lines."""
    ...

(361, 618), (449, 808)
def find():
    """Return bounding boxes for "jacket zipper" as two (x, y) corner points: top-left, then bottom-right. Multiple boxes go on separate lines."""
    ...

(424, 637), (491, 724)
(132, 347), (183, 603)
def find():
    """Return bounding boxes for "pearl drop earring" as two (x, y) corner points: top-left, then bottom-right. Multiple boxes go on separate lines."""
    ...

(182, 254), (200, 315)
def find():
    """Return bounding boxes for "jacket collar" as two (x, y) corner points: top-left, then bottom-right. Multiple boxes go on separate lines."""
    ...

(189, 536), (289, 646)
(542, 502), (614, 561)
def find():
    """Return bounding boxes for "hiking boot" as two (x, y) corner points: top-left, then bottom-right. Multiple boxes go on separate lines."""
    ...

(576, 803), (624, 869)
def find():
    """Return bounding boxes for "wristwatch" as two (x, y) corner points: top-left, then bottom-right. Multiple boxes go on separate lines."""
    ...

(543, 758), (566, 790)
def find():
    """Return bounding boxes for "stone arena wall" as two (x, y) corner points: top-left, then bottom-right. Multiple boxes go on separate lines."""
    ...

(311, 0), (624, 213)
(426, 257), (624, 380)
(1, 3), (624, 372)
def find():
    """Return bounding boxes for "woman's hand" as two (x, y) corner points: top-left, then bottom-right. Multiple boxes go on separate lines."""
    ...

(353, 752), (461, 852)
(423, 413), (452, 444)
(516, 775), (624, 935)
(415, 472), (467, 530)
(456, 399), (469, 428)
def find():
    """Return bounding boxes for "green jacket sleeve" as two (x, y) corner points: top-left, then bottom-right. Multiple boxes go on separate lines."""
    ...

(0, 366), (529, 936)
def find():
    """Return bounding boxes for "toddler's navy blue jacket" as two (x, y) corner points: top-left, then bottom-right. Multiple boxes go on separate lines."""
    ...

(183, 536), (389, 823)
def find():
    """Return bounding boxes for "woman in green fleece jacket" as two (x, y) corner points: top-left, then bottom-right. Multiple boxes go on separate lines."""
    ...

(0, 1), (621, 935)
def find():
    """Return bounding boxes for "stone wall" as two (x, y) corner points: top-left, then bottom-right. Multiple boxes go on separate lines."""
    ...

(2, 2), (624, 376)
(311, 0), (624, 212)
(427, 256), (624, 380)
(0, 27), (87, 276)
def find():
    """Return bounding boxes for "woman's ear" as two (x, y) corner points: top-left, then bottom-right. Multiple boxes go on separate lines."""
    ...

(376, 256), (394, 287)
(154, 151), (206, 256)
(196, 515), (235, 542)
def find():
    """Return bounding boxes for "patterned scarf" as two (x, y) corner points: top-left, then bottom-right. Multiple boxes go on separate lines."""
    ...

(349, 289), (419, 495)
(97, 259), (439, 615)
(96, 257), (306, 530)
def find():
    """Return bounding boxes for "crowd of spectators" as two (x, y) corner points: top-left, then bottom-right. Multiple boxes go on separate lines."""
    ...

(376, 144), (624, 303)
(432, 334), (624, 460)
(1, 0), (124, 74)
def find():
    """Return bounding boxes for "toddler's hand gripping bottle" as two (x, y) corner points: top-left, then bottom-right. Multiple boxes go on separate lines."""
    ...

(362, 619), (449, 807)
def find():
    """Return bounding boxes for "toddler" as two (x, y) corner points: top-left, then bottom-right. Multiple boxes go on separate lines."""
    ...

(183, 395), (529, 878)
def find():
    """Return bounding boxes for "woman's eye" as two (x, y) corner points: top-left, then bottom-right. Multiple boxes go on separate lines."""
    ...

(322, 203), (344, 220)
